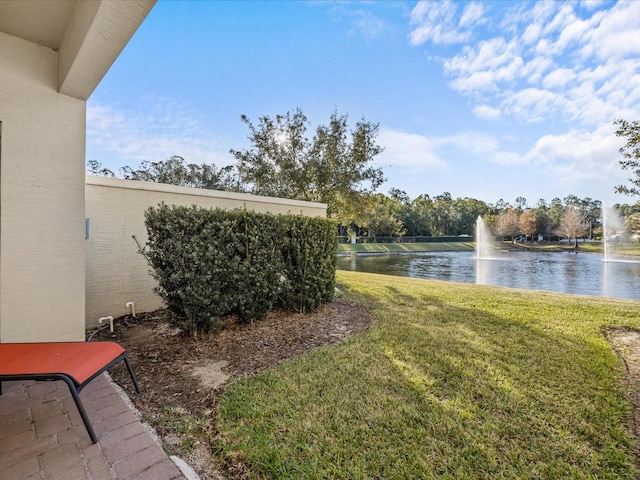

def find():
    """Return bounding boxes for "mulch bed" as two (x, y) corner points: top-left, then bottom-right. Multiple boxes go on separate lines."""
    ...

(92, 297), (371, 478)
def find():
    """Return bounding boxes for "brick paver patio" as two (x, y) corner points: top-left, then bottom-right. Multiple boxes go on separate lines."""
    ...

(0, 374), (188, 480)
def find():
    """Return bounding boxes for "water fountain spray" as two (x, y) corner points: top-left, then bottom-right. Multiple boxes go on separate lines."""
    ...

(475, 216), (495, 259)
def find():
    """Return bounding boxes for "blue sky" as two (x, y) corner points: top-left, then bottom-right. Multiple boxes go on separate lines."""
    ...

(87, 0), (640, 208)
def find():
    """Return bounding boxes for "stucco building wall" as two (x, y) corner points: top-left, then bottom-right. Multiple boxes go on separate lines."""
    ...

(0, 32), (86, 342)
(85, 176), (327, 328)
(0, 0), (155, 343)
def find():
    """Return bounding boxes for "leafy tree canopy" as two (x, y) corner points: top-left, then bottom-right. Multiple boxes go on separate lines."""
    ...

(614, 118), (640, 197)
(87, 159), (115, 177)
(88, 156), (240, 191)
(119, 155), (239, 191)
(230, 108), (385, 219)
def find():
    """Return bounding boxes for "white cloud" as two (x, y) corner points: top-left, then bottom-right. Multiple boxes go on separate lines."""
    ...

(500, 1), (556, 37)
(449, 71), (497, 95)
(542, 3), (575, 37)
(542, 67), (575, 89)
(555, 14), (589, 51)
(501, 88), (574, 123)
(86, 100), (233, 169)
(351, 11), (385, 41)
(445, 37), (513, 76)
(377, 129), (448, 169)
(409, 0), (475, 46)
(581, 0), (607, 11)
(527, 1), (558, 26)
(381, 122), (625, 191)
(473, 105), (501, 120)
(320, 2), (389, 41)
(438, 131), (523, 165)
(459, 2), (484, 28)
(523, 123), (626, 186)
(378, 128), (525, 178)
(522, 23), (541, 45)
(521, 55), (554, 84)
(533, 38), (554, 57)
(379, 121), (627, 199)
(411, 0), (640, 128)
(582, 2), (640, 60)
(444, 37), (524, 96)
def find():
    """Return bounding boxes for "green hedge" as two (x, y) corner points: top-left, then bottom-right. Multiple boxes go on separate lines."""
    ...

(141, 204), (337, 335)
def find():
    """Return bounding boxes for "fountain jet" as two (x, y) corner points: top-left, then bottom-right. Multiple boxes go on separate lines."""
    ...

(475, 216), (495, 259)
(602, 205), (628, 263)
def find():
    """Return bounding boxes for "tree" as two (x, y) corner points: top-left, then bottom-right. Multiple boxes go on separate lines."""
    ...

(362, 194), (405, 238)
(548, 198), (565, 235)
(429, 193), (458, 235)
(385, 189), (415, 235)
(493, 198), (510, 213)
(563, 194), (580, 207)
(230, 109), (310, 199)
(535, 209), (553, 241)
(87, 159), (115, 177)
(482, 213), (499, 237)
(453, 197), (490, 235)
(519, 210), (537, 243)
(389, 188), (411, 205)
(514, 196), (528, 211)
(230, 108), (385, 219)
(615, 202), (640, 218)
(119, 155), (239, 191)
(496, 208), (520, 241)
(614, 118), (640, 197)
(556, 207), (589, 247)
(409, 194), (434, 236)
(580, 197), (601, 239)
(627, 212), (640, 237)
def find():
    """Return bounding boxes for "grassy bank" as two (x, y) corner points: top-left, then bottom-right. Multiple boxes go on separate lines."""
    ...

(511, 242), (640, 256)
(607, 244), (640, 256)
(339, 241), (640, 257)
(338, 241), (474, 254)
(216, 271), (640, 479)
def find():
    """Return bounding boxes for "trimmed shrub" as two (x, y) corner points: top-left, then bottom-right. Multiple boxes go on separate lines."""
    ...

(278, 215), (337, 313)
(233, 210), (284, 323)
(141, 204), (336, 335)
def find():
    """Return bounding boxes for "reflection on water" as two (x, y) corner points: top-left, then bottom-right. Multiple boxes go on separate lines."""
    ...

(336, 251), (640, 301)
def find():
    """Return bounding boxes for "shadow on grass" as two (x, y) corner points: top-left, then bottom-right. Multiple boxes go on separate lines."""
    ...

(216, 279), (637, 479)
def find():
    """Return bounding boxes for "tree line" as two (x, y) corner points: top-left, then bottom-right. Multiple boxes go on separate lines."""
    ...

(88, 111), (640, 243)
(337, 191), (640, 247)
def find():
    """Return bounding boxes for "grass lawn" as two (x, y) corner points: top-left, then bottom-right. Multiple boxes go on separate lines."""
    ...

(610, 244), (640, 256)
(216, 271), (640, 479)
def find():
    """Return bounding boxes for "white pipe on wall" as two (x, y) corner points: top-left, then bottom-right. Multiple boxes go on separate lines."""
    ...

(98, 316), (114, 332)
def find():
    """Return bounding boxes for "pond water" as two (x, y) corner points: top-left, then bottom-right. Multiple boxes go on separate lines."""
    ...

(336, 250), (640, 301)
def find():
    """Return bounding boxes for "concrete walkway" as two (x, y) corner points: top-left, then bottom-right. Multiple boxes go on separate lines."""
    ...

(0, 374), (188, 480)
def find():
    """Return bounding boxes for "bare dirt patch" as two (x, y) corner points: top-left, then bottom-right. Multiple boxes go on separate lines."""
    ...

(190, 360), (230, 390)
(93, 298), (371, 479)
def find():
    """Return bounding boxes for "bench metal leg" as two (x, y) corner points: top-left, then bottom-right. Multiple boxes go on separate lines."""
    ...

(123, 354), (141, 393)
(59, 375), (98, 443)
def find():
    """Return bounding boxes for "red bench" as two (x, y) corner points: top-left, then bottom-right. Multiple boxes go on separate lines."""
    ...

(0, 341), (139, 443)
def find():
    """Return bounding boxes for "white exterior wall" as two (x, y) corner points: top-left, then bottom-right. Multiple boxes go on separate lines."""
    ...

(0, 32), (86, 342)
(85, 176), (327, 328)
